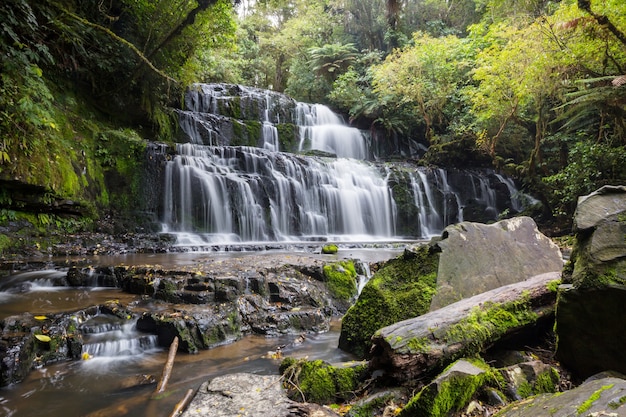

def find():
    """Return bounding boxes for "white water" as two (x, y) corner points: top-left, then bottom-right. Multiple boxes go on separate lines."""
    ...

(296, 103), (368, 159)
(162, 145), (397, 244)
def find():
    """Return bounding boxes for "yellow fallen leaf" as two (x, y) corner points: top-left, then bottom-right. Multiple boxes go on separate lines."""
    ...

(34, 316), (48, 321)
(35, 334), (51, 343)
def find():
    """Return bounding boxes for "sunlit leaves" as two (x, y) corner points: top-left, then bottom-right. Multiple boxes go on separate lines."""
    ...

(371, 32), (471, 139)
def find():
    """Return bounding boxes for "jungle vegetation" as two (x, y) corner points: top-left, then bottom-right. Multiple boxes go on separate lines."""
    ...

(0, 0), (625, 232)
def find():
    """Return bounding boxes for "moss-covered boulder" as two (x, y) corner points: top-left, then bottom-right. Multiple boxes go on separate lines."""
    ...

(399, 359), (496, 417)
(500, 361), (560, 400)
(323, 260), (358, 310)
(556, 185), (626, 379)
(321, 244), (339, 254)
(280, 358), (369, 404)
(338, 245), (439, 358)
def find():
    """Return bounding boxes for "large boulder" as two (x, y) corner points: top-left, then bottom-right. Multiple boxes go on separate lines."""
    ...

(339, 216), (561, 358)
(430, 216), (563, 310)
(556, 185), (626, 378)
(180, 373), (341, 417)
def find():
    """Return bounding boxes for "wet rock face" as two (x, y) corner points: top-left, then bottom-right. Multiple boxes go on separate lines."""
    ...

(556, 185), (626, 379)
(431, 216), (563, 310)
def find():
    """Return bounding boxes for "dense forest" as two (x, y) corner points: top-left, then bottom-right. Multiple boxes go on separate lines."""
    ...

(0, 0), (625, 247)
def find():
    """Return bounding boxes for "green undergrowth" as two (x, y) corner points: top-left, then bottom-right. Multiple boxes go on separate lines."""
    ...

(0, 71), (151, 236)
(279, 357), (368, 404)
(338, 244), (439, 358)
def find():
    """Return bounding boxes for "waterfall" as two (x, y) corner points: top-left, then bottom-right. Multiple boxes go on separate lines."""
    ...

(296, 103), (368, 159)
(162, 145), (396, 243)
(160, 83), (530, 245)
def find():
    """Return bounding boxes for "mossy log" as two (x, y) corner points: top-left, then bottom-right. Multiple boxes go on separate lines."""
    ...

(370, 272), (561, 382)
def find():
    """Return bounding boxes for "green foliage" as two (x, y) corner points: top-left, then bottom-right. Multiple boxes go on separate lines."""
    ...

(543, 140), (626, 220)
(339, 245), (439, 358)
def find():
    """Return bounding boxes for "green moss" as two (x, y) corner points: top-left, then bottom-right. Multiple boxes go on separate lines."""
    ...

(280, 358), (367, 404)
(534, 368), (560, 394)
(276, 123), (298, 152)
(0, 234), (12, 254)
(577, 384), (614, 414)
(323, 261), (357, 300)
(608, 395), (626, 409)
(546, 279), (562, 293)
(339, 245), (439, 358)
(400, 360), (490, 417)
(440, 295), (538, 355)
(322, 244), (338, 254)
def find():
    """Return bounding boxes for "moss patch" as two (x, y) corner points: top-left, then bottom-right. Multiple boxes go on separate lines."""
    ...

(323, 261), (357, 300)
(577, 384), (614, 414)
(338, 245), (439, 358)
(280, 358), (368, 404)
(399, 359), (498, 417)
(438, 295), (538, 355)
(322, 244), (338, 254)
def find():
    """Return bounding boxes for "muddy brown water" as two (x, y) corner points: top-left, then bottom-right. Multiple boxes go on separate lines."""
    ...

(0, 248), (403, 417)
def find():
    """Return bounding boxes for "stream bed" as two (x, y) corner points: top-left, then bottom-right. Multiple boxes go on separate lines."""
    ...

(0, 248), (402, 417)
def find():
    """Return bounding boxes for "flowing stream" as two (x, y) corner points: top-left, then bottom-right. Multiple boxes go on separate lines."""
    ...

(0, 250), (399, 417)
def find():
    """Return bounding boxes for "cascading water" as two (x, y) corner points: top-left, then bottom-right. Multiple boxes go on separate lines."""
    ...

(296, 103), (368, 159)
(162, 83), (529, 245)
(80, 315), (159, 360)
(162, 145), (397, 243)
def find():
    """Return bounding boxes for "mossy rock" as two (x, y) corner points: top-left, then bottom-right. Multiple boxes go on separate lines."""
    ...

(399, 358), (498, 417)
(338, 245), (439, 358)
(323, 260), (357, 301)
(280, 358), (368, 404)
(321, 244), (338, 254)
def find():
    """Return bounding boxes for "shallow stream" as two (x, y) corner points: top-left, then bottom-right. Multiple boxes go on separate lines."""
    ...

(0, 248), (402, 416)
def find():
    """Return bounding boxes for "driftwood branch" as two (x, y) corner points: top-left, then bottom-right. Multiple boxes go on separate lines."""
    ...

(156, 336), (180, 394)
(169, 388), (195, 417)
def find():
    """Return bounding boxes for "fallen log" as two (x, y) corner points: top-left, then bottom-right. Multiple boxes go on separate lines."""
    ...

(370, 272), (561, 382)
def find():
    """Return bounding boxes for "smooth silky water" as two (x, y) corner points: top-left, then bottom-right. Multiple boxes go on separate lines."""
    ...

(0, 249), (402, 417)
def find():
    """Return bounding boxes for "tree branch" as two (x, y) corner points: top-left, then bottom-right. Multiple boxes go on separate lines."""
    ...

(51, 3), (177, 83)
(578, 0), (626, 47)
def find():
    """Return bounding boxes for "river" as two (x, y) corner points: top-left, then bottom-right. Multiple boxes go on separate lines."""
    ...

(0, 248), (402, 417)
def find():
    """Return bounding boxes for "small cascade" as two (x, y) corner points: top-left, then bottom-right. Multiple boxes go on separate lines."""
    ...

(356, 261), (372, 296)
(0, 270), (68, 293)
(296, 103), (368, 159)
(80, 315), (159, 360)
(495, 173), (524, 212)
